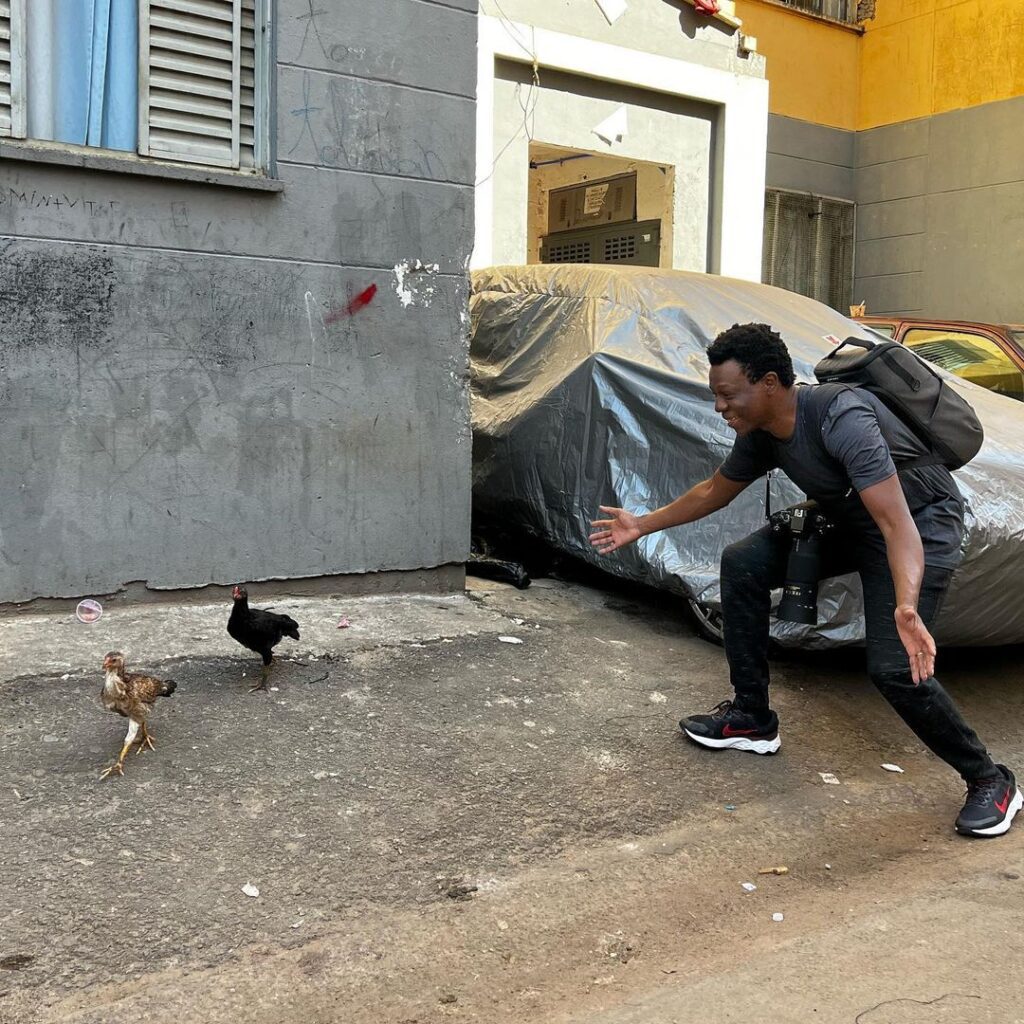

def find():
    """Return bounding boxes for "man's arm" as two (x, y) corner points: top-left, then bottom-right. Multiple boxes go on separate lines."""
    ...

(589, 470), (750, 555)
(858, 474), (936, 684)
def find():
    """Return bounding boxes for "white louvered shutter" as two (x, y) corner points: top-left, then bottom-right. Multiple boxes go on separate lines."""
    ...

(0, 0), (25, 138)
(139, 0), (242, 168)
(239, 0), (255, 168)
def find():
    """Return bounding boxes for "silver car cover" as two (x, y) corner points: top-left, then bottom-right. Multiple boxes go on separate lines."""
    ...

(470, 265), (1024, 647)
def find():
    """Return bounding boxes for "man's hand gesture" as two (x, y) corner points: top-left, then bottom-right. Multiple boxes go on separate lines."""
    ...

(590, 506), (643, 555)
(895, 604), (936, 684)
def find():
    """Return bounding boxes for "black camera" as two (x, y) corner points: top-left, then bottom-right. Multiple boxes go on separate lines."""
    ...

(769, 502), (834, 625)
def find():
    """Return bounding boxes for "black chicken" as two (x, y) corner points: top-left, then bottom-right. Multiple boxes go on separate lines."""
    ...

(227, 585), (301, 692)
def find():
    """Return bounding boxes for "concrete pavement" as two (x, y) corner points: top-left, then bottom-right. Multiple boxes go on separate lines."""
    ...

(1, 574), (1022, 1023)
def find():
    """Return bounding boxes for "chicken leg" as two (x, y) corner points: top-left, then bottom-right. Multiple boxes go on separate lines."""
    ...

(136, 721), (156, 755)
(249, 661), (272, 693)
(100, 719), (140, 780)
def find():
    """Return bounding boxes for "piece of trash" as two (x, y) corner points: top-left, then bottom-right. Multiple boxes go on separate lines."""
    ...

(61, 674), (70, 681)
(758, 866), (789, 876)
(649, 692), (667, 704)
(881, 763), (905, 773)
(242, 883), (260, 898)
(772, 912), (785, 923)
(741, 882), (757, 893)
(497, 919), (509, 931)
(595, 0), (628, 24)
(291, 919), (304, 929)
(819, 772), (841, 785)
(592, 105), (628, 145)
(724, 804), (736, 811)
(337, 616), (351, 629)
(0, 954), (35, 971)
(498, 636), (524, 644)
(825, 863), (832, 870)
(42, 735), (59, 744)
(466, 553), (530, 589)
(513, 617), (525, 625)
(75, 599), (103, 623)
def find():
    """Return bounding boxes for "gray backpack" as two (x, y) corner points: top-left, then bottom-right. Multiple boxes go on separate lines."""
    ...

(814, 335), (984, 471)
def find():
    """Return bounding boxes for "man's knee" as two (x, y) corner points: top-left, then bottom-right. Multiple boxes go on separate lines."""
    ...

(871, 668), (938, 707)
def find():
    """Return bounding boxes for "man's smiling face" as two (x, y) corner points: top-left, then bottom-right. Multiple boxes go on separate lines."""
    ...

(709, 358), (776, 436)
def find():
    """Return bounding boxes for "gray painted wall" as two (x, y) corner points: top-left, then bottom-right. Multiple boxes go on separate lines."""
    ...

(855, 95), (1024, 321)
(766, 114), (854, 201)
(0, 0), (477, 604)
(767, 100), (1024, 323)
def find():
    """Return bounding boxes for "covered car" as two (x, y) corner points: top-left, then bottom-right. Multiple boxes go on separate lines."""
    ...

(470, 265), (1024, 648)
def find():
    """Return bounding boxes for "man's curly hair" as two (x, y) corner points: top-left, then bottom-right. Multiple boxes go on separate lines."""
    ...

(707, 323), (795, 388)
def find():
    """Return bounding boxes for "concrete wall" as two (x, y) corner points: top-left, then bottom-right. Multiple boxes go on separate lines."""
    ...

(859, 0), (1024, 130)
(766, 114), (855, 200)
(734, 0), (861, 130)
(0, 0), (477, 604)
(493, 61), (713, 270)
(475, 6), (769, 280)
(481, 0), (757, 75)
(854, 95), (1024, 321)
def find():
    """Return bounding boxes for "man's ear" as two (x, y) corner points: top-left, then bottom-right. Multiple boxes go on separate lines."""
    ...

(761, 371), (780, 393)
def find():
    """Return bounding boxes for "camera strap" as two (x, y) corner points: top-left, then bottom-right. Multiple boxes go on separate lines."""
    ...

(764, 469), (773, 521)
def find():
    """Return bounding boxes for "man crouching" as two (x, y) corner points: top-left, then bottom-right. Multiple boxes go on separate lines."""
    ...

(590, 322), (1020, 838)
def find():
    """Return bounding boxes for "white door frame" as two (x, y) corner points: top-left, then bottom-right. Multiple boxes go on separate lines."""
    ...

(474, 15), (768, 281)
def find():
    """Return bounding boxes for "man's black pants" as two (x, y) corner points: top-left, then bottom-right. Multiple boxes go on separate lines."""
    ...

(720, 523), (996, 781)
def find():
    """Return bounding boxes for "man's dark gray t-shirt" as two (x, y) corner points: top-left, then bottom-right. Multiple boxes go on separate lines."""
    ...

(719, 385), (965, 568)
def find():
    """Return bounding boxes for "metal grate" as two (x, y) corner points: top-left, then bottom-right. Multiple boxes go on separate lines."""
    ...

(604, 234), (637, 262)
(762, 189), (855, 313)
(547, 240), (592, 263)
(773, 0), (857, 24)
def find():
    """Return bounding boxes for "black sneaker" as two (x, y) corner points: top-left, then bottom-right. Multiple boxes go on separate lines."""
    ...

(955, 764), (1022, 838)
(680, 699), (781, 755)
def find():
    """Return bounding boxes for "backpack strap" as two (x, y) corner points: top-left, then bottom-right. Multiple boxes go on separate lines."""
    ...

(808, 382), (940, 473)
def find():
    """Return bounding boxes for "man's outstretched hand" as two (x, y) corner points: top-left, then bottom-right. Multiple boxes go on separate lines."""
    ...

(895, 604), (936, 684)
(590, 506), (643, 555)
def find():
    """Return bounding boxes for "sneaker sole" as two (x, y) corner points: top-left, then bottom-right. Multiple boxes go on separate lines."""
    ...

(683, 728), (781, 756)
(956, 788), (1023, 838)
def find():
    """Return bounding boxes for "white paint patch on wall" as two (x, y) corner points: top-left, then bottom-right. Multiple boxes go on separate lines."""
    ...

(394, 259), (441, 308)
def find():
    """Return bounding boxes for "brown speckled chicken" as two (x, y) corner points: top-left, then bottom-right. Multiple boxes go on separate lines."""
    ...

(99, 651), (177, 780)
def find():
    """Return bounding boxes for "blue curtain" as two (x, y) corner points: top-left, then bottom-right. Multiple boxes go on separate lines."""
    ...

(26, 0), (138, 152)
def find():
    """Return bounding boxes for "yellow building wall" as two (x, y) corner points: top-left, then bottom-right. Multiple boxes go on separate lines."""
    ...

(860, 0), (1024, 129)
(734, 0), (1024, 131)
(732, 0), (860, 130)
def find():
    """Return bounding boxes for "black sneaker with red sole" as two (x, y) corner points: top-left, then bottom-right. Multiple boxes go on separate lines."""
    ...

(680, 699), (781, 756)
(955, 764), (1022, 838)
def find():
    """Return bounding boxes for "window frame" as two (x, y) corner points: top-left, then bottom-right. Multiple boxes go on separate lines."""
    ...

(0, 0), (273, 179)
(902, 327), (1024, 401)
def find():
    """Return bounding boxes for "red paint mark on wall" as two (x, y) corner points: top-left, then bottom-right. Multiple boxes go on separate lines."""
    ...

(325, 283), (377, 324)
